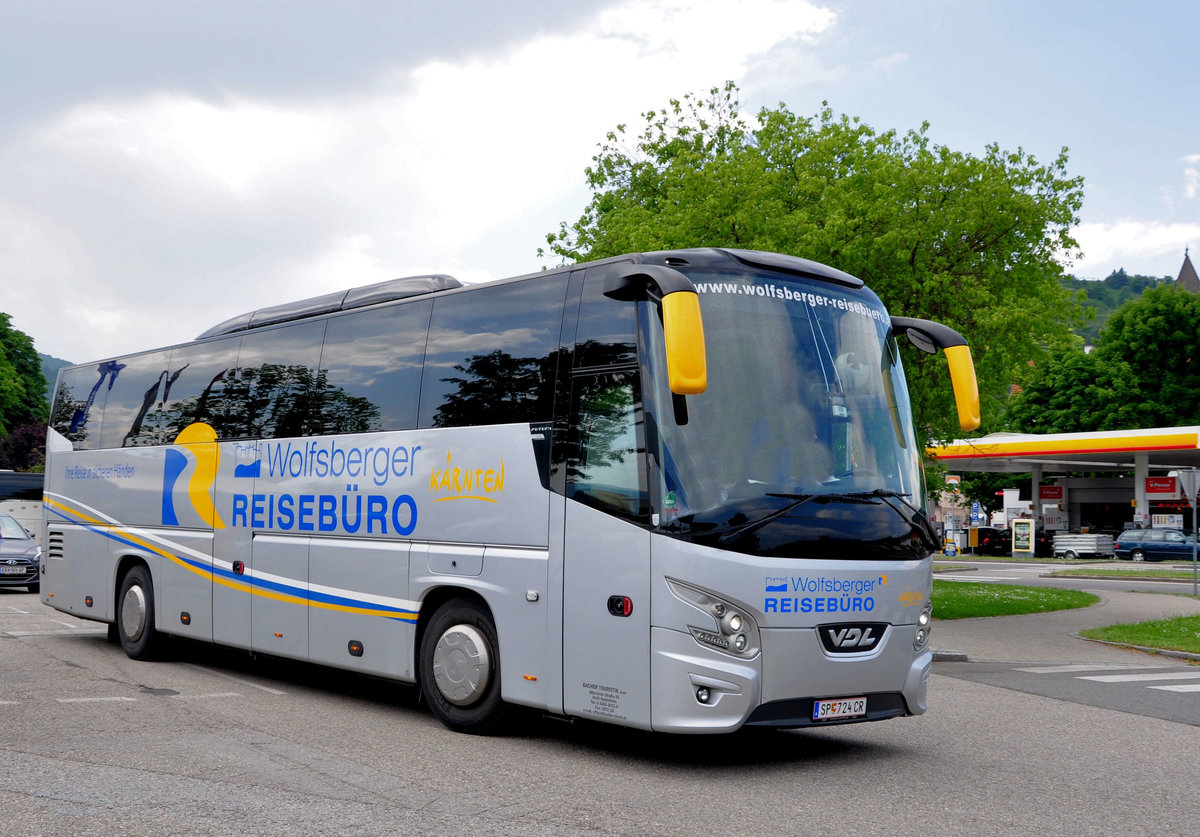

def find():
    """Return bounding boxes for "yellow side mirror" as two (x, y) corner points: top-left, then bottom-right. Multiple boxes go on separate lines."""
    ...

(662, 291), (707, 395)
(944, 344), (980, 431)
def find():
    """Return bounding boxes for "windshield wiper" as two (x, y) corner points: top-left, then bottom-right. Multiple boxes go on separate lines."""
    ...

(713, 489), (937, 549)
(853, 489), (939, 550)
(715, 493), (815, 545)
(715, 491), (883, 545)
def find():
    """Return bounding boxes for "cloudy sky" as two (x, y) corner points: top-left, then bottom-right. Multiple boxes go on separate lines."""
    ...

(3, 0), (1197, 363)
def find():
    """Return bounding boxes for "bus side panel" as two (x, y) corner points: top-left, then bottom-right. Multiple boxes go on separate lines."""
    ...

(482, 545), (550, 709)
(212, 439), (260, 651)
(42, 523), (116, 621)
(250, 534), (310, 660)
(310, 538), (415, 680)
(157, 529), (214, 643)
(42, 437), (178, 622)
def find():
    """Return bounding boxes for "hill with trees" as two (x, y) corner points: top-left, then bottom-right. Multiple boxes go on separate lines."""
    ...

(1062, 268), (1172, 345)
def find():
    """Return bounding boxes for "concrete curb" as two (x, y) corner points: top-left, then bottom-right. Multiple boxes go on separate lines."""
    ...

(1077, 635), (1200, 663)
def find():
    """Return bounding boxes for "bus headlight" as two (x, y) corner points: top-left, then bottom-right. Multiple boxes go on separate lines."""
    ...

(914, 602), (933, 651)
(666, 578), (761, 659)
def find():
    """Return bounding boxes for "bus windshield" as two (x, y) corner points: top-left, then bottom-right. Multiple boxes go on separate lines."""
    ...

(646, 268), (932, 560)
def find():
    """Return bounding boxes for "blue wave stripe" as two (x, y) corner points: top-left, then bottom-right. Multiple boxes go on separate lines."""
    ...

(46, 503), (419, 622)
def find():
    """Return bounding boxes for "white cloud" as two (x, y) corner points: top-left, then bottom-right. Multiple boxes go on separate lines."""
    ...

(1071, 219), (1200, 279)
(0, 0), (837, 362)
(1182, 153), (1200, 201)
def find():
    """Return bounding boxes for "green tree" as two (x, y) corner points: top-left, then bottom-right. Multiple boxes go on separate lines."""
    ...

(0, 312), (49, 437)
(544, 83), (1086, 443)
(1008, 285), (1200, 432)
(1005, 346), (1141, 433)
(1093, 285), (1200, 426)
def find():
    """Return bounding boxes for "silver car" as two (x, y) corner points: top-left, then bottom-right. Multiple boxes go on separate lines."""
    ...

(0, 512), (40, 593)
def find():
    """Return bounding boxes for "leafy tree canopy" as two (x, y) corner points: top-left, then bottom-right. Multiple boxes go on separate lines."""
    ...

(544, 83), (1086, 443)
(0, 312), (49, 436)
(1009, 285), (1200, 433)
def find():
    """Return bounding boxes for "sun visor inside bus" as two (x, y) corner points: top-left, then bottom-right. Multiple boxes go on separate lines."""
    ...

(197, 274), (462, 338)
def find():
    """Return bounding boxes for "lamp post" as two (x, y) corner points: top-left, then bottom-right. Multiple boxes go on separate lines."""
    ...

(1176, 469), (1200, 597)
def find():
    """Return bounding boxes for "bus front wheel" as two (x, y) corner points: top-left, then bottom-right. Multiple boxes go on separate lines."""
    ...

(419, 599), (506, 734)
(117, 565), (162, 660)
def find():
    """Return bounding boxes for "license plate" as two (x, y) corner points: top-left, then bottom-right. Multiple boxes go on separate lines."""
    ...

(812, 696), (867, 721)
(1, 566), (27, 575)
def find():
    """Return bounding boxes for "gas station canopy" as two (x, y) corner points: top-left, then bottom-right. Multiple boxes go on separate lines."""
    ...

(928, 427), (1200, 474)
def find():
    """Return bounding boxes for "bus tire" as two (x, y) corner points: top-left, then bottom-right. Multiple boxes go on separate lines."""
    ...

(117, 564), (161, 660)
(419, 599), (506, 734)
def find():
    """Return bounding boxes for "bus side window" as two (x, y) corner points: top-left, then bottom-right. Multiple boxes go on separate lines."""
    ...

(229, 321), (326, 440)
(318, 301), (432, 433)
(50, 364), (113, 450)
(98, 350), (174, 449)
(574, 267), (638, 370)
(566, 371), (648, 522)
(419, 277), (567, 429)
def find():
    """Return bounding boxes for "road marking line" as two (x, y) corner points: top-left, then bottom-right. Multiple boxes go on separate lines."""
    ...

(172, 692), (242, 700)
(181, 664), (287, 695)
(1077, 672), (1200, 683)
(938, 576), (1020, 582)
(1015, 664), (1161, 674)
(1148, 684), (1200, 692)
(0, 700), (19, 705)
(5, 629), (108, 637)
(56, 696), (138, 703)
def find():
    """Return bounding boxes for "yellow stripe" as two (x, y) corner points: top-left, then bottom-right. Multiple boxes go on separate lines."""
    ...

(929, 431), (1200, 459)
(49, 496), (416, 622)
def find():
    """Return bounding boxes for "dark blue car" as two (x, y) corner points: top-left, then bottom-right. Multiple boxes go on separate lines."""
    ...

(1113, 528), (1197, 562)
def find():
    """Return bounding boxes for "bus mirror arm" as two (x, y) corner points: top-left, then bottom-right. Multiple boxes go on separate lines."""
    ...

(890, 316), (981, 432)
(607, 266), (708, 397)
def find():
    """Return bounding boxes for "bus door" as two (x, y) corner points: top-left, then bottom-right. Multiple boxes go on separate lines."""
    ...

(561, 368), (653, 728)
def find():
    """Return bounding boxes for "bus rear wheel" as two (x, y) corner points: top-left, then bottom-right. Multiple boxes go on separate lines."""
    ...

(117, 565), (162, 660)
(419, 599), (506, 734)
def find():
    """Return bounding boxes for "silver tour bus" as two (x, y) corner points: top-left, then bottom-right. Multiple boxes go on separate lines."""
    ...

(42, 248), (979, 733)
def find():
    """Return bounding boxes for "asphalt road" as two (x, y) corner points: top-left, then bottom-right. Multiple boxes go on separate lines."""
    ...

(3, 587), (1200, 836)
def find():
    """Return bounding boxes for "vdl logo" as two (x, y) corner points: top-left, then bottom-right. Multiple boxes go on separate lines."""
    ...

(818, 622), (887, 654)
(161, 422), (225, 529)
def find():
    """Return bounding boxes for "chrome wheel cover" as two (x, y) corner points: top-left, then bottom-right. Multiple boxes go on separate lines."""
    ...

(121, 583), (147, 643)
(431, 623), (491, 706)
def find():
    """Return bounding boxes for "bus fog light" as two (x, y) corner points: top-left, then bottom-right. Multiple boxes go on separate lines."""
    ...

(914, 627), (929, 650)
(696, 687), (711, 704)
(733, 634), (747, 652)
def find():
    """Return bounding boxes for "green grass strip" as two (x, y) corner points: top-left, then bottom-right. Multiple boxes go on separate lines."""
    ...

(931, 579), (1099, 620)
(1047, 568), (1200, 580)
(1080, 615), (1200, 655)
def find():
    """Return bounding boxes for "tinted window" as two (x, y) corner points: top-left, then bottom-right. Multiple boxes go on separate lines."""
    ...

(162, 337), (244, 440)
(573, 268), (638, 369)
(50, 363), (118, 450)
(96, 350), (175, 448)
(226, 321), (327, 439)
(566, 370), (648, 520)
(319, 301), (432, 433)
(419, 278), (567, 428)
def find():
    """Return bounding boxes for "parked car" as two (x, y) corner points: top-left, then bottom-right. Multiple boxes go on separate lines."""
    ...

(1113, 528), (1197, 562)
(971, 526), (1010, 555)
(970, 526), (1054, 557)
(0, 512), (40, 593)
